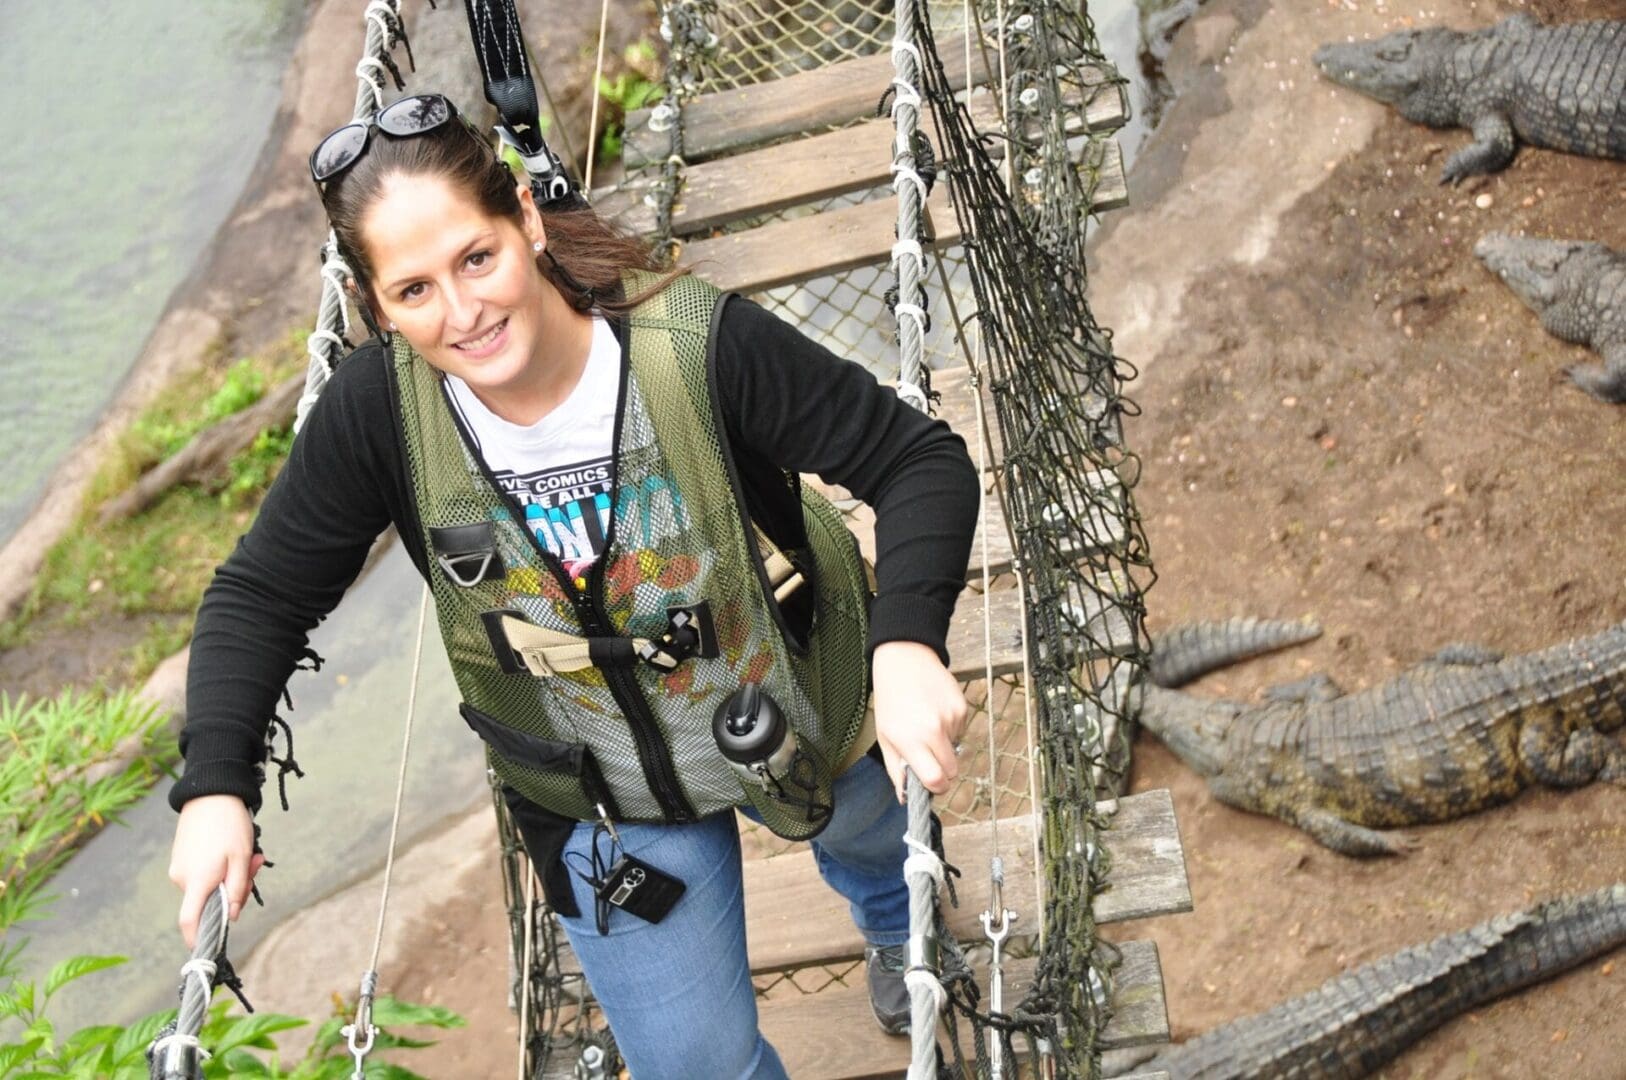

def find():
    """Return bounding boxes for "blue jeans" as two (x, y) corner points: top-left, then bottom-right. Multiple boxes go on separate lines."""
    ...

(553, 753), (909, 1079)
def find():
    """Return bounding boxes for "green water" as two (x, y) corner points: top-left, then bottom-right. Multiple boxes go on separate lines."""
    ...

(0, 0), (304, 544)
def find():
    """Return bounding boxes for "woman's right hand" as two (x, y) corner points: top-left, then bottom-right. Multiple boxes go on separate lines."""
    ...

(169, 794), (265, 948)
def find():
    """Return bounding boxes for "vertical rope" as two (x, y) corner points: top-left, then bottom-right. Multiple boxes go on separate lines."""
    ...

(889, 3), (945, 1076)
(296, 1), (412, 430)
(583, 0), (614, 191)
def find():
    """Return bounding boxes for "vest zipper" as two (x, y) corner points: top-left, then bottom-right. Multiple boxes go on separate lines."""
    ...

(577, 573), (697, 824)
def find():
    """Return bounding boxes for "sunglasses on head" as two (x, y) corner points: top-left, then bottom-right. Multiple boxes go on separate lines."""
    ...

(308, 93), (465, 187)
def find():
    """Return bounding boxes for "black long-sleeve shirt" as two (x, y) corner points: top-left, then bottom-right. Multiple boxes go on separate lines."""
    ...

(170, 293), (979, 814)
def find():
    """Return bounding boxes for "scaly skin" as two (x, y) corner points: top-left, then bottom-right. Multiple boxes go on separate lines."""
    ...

(1312, 15), (1626, 183)
(1476, 233), (1626, 404)
(1122, 883), (1626, 1080)
(1141, 621), (1626, 856)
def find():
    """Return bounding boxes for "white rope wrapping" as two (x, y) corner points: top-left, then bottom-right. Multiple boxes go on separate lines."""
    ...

(178, 957), (217, 998)
(904, 967), (949, 1016)
(902, 832), (946, 886)
(150, 1032), (211, 1062)
(354, 57), (390, 110)
(895, 378), (929, 413)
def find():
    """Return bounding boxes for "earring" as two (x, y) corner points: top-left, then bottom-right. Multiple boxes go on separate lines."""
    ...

(532, 241), (543, 253)
(387, 322), (397, 331)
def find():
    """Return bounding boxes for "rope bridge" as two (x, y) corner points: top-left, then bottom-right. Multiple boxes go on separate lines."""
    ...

(155, 2), (1182, 1078)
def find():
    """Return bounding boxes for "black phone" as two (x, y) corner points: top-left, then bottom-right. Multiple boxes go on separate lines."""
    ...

(594, 852), (686, 930)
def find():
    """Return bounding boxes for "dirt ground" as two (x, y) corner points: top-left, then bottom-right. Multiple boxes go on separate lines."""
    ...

(1100, 0), (1626, 1077)
(372, 2), (1626, 1077)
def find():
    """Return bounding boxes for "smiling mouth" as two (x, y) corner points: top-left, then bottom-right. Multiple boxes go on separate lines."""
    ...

(453, 318), (508, 351)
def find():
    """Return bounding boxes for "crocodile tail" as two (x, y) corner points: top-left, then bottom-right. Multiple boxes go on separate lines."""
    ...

(1131, 882), (1626, 1080)
(1151, 617), (1322, 688)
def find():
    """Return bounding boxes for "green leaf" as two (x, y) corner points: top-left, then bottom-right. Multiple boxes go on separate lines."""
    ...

(212, 1013), (306, 1055)
(367, 998), (464, 1029)
(0, 1038), (47, 1073)
(43, 954), (126, 997)
(57, 1022), (122, 1060)
(363, 1064), (430, 1080)
(109, 1008), (174, 1066)
(214, 1047), (276, 1076)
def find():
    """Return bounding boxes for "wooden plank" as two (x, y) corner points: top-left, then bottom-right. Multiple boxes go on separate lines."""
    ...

(1091, 135), (1129, 214)
(763, 938), (1168, 1078)
(946, 583), (1024, 680)
(624, 33), (983, 168)
(598, 87), (1127, 237)
(627, 34), (1127, 168)
(682, 182), (960, 295)
(743, 790), (1190, 973)
(1093, 790), (1193, 924)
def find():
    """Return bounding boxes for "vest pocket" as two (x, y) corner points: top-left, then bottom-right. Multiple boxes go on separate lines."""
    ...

(459, 703), (621, 819)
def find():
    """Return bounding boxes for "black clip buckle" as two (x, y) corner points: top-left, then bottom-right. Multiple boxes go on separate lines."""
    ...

(429, 522), (505, 587)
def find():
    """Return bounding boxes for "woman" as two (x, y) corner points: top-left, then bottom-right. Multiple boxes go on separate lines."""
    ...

(168, 93), (978, 1078)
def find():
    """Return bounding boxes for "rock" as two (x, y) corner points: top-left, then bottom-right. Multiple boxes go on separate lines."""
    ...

(138, 647), (191, 729)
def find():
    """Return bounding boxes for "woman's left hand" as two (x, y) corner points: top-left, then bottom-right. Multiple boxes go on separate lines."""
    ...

(871, 640), (970, 800)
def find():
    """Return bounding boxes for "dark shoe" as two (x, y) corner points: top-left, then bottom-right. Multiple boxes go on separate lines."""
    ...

(865, 943), (910, 1036)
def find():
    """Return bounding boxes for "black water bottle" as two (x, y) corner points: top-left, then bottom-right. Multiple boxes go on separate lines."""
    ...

(712, 683), (799, 787)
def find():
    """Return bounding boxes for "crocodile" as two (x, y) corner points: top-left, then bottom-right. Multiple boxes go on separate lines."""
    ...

(1312, 15), (1626, 183)
(1476, 232), (1626, 404)
(1107, 882), (1626, 1080)
(1139, 619), (1626, 856)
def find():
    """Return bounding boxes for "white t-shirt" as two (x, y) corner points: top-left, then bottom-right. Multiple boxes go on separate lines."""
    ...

(443, 315), (620, 578)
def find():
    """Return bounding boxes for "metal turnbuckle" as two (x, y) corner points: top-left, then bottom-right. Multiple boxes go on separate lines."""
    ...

(980, 857), (1019, 1080)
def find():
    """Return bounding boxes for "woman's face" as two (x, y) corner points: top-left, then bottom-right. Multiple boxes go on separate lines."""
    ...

(362, 172), (553, 397)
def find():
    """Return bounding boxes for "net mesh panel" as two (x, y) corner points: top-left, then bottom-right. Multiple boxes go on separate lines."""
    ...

(506, 0), (1150, 1075)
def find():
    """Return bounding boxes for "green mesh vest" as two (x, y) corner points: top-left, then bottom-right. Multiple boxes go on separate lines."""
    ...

(391, 273), (871, 839)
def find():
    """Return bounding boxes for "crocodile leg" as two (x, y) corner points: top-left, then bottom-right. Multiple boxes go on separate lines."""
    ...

(1441, 110), (1517, 184)
(1206, 774), (1415, 857)
(1517, 720), (1618, 787)
(1426, 643), (1504, 666)
(1291, 806), (1418, 857)
(1567, 341), (1626, 404)
(1262, 673), (1343, 704)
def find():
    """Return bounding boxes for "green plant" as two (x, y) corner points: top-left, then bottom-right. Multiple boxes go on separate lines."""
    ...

(595, 41), (664, 165)
(222, 426), (295, 509)
(0, 955), (461, 1080)
(0, 691), (173, 933)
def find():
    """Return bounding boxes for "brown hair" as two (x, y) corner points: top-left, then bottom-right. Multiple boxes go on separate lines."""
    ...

(317, 110), (681, 318)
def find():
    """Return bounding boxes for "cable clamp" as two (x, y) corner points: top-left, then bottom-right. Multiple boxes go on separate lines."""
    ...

(649, 102), (678, 133)
(890, 39), (923, 68)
